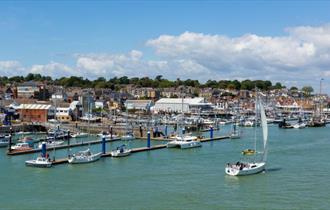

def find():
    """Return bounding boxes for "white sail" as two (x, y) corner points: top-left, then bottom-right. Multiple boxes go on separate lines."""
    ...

(259, 102), (268, 162)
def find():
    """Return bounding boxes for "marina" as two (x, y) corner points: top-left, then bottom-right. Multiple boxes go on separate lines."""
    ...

(1, 124), (329, 209)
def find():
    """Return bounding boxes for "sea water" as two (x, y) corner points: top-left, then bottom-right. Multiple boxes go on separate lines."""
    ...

(0, 125), (329, 209)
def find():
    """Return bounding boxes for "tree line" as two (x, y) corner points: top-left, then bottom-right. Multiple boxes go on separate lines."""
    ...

(0, 73), (309, 92)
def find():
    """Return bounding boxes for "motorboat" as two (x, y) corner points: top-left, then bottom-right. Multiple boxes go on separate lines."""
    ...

(0, 139), (9, 147)
(18, 136), (33, 142)
(71, 132), (88, 138)
(242, 120), (255, 127)
(97, 131), (118, 140)
(293, 122), (306, 129)
(16, 131), (32, 135)
(25, 156), (52, 168)
(225, 162), (265, 176)
(0, 134), (11, 139)
(11, 142), (33, 151)
(111, 144), (131, 157)
(38, 140), (64, 149)
(167, 135), (201, 149)
(241, 149), (256, 155)
(68, 148), (102, 164)
(121, 132), (135, 141)
(47, 127), (70, 140)
(278, 119), (293, 129)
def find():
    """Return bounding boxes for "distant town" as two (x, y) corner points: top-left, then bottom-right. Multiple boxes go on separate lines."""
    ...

(0, 73), (328, 134)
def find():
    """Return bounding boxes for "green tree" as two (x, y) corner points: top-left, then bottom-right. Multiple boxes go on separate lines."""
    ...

(301, 86), (314, 97)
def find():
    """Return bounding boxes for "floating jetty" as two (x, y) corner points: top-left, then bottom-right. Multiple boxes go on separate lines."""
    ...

(7, 137), (121, 156)
(52, 144), (168, 165)
(49, 135), (229, 165)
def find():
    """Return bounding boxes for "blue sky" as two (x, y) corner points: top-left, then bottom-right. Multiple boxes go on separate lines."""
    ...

(1, 1), (330, 92)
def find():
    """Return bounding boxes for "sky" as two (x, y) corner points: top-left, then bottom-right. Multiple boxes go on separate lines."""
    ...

(1, 0), (330, 92)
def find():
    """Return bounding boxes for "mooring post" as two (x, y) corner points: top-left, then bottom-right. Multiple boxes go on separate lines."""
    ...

(67, 131), (70, 145)
(164, 125), (168, 138)
(110, 126), (113, 139)
(147, 131), (151, 148)
(8, 127), (12, 153)
(210, 126), (214, 139)
(41, 142), (46, 157)
(102, 137), (106, 154)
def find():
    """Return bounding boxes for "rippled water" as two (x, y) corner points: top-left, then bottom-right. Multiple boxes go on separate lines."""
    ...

(1, 125), (329, 209)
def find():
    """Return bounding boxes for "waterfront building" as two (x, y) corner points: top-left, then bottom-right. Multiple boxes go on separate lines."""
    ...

(16, 103), (54, 123)
(153, 97), (213, 113)
(55, 107), (72, 123)
(125, 100), (154, 112)
(16, 81), (40, 98)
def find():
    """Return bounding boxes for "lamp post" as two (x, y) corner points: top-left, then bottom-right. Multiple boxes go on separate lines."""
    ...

(320, 78), (324, 117)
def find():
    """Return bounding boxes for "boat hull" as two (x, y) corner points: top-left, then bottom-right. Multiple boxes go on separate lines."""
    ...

(68, 153), (102, 164)
(180, 141), (202, 149)
(111, 149), (131, 157)
(225, 162), (265, 176)
(167, 140), (202, 149)
(25, 161), (52, 168)
(0, 141), (9, 147)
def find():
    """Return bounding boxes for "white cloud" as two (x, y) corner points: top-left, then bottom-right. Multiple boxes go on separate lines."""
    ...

(2, 24), (330, 91)
(0, 60), (25, 76)
(30, 62), (75, 78)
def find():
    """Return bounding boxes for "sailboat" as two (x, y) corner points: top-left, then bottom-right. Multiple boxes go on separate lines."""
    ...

(111, 144), (131, 157)
(230, 118), (240, 139)
(121, 109), (135, 140)
(68, 148), (102, 164)
(225, 95), (269, 176)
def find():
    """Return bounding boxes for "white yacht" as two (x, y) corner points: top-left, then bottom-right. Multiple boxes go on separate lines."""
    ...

(47, 127), (70, 140)
(71, 132), (88, 138)
(0, 139), (9, 147)
(38, 140), (64, 149)
(11, 142), (32, 151)
(121, 132), (135, 141)
(167, 135), (201, 149)
(25, 157), (52, 168)
(111, 144), (131, 157)
(225, 162), (265, 176)
(68, 149), (102, 164)
(293, 122), (306, 129)
(225, 94), (269, 176)
(97, 131), (118, 140)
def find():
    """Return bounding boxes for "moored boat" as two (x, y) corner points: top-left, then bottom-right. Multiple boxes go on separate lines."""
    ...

(25, 156), (52, 168)
(11, 142), (33, 151)
(38, 140), (64, 149)
(71, 132), (88, 138)
(167, 135), (201, 149)
(0, 139), (9, 147)
(68, 149), (102, 164)
(111, 144), (131, 157)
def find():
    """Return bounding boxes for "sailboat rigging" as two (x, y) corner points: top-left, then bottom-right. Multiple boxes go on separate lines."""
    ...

(225, 92), (269, 176)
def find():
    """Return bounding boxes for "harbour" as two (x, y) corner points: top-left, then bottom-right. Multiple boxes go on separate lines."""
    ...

(1, 124), (329, 209)
(2, 1), (330, 208)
